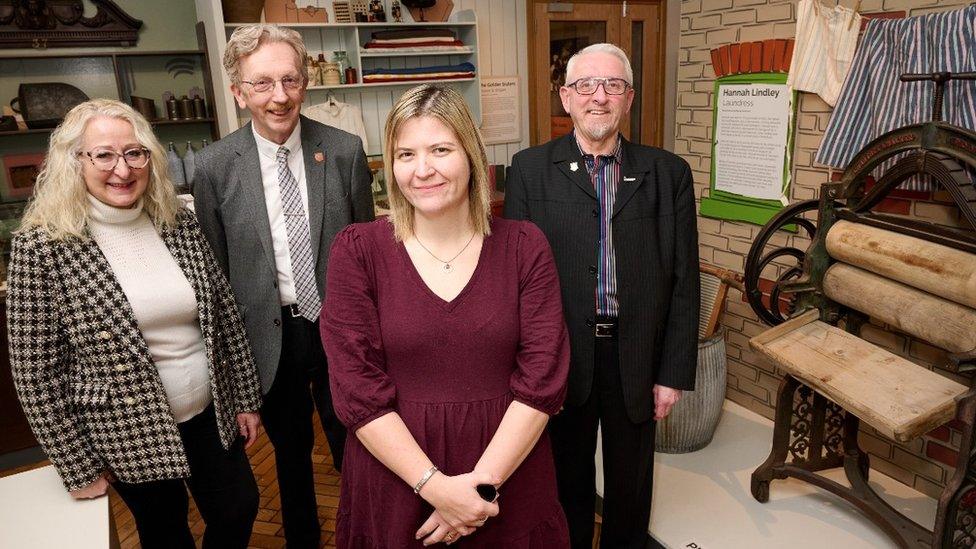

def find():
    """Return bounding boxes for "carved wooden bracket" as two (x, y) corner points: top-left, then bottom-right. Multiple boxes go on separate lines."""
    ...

(0, 0), (143, 49)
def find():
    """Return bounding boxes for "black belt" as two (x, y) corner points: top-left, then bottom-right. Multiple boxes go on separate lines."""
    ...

(595, 316), (618, 339)
(282, 304), (305, 319)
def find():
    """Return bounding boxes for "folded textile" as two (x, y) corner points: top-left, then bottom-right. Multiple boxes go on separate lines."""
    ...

(363, 71), (475, 79)
(364, 40), (466, 49)
(362, 73), (475, 83)
(362, 62), (476, 76)
(362, 45), (470, 54)
(368, 37), (460, 45)
(371, 29), (456, 40)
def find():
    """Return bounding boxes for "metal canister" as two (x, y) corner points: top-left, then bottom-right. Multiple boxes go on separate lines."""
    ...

(166, 96), (179, 120)
(192, 96), (207, 119)
(345, 67), (358, 84)
(177, 95), (193, 120)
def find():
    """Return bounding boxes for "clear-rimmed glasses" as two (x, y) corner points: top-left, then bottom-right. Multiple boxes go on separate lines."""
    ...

(239, 75), (305, 94)
(565, 77), (631, 95)
(82, 147), (151, 171)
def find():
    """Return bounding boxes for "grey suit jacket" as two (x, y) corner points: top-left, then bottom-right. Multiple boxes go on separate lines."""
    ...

(193, 116), (375, 393)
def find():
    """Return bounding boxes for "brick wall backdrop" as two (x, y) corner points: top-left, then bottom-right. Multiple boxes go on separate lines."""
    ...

(678, 0), (974, 499)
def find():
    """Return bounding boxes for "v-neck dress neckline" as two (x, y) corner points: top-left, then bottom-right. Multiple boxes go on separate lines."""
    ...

(396, 231), (490, 312)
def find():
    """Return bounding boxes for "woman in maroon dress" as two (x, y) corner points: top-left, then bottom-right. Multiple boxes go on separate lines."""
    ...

(321, 84), (571, 548)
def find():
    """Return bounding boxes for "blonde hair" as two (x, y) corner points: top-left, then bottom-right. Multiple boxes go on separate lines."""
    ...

(383, 85), (491, 241)
(223, 24), (309, 86)
(18, 98), (180, 240)
(565, 42), (634, 85)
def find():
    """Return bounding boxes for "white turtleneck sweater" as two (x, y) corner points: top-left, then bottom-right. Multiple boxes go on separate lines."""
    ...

(87, 195), (212, 422)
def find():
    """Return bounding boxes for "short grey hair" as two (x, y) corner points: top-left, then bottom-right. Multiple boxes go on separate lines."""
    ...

(564, 43), (633, 86)
(223, 24), (309, 85)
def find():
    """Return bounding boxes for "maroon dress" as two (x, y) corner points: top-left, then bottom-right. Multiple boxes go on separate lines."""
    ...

(321, 218), (571, 548)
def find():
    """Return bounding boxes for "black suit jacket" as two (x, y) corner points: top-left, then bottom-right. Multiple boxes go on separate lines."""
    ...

(504, 133), (699, 423)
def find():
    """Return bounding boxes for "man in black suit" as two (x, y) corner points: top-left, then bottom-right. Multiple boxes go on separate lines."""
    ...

(504, 43), (699, 549)
(194, 24), (374, 549)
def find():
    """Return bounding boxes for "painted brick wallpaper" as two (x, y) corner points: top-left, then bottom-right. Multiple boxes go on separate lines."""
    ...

(678, 0), (974, 498)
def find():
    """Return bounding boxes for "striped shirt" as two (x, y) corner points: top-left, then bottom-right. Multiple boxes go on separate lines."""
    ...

(787, 0), (861, 107)
(816, 5), (976, 191)
(576, 134), (622, 318)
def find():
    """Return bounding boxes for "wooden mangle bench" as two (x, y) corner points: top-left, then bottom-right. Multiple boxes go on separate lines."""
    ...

(742, 72), (976, 548)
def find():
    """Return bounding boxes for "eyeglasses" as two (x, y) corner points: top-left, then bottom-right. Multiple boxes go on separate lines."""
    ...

(82, 147), (151, 171)
(565, 77), (631, 95)
(240, 75), (305, 94)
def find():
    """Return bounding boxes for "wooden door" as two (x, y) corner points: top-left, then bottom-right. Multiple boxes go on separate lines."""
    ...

(528, 1), (665, 147)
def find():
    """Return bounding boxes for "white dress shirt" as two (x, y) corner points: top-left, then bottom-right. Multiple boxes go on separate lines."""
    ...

(252, 122), (311, 307)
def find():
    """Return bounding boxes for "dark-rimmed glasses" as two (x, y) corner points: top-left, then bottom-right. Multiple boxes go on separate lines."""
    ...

(239, 75), (305, 94)
(565, 77), (631, 95)
(82, 147), (151, 171)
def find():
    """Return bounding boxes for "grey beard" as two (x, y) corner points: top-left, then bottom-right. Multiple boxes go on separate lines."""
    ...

(582, 121), (615, 141)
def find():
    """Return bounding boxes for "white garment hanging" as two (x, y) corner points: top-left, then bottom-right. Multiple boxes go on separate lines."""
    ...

(303, 99), (370, 153)
(787, 0), (862, 106)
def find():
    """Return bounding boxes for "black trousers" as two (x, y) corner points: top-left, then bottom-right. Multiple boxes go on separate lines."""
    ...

(111, 404), (259, 549)
(550, 335), (656, 549)
(259, 307), (347, 549)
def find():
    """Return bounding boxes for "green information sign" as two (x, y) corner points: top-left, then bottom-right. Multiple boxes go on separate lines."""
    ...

(699, 73), (798, 226)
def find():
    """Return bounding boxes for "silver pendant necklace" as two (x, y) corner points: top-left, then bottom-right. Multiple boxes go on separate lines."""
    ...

(415, 232), (476, 273)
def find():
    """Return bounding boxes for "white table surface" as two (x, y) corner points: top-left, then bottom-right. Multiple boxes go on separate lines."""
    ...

(0, 465), (113, 548)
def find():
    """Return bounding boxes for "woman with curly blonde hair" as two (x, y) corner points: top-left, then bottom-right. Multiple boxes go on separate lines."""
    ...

(9, 98), (262, 549)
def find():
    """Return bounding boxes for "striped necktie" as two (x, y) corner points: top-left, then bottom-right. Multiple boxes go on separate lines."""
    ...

(276, 146), (320, 320)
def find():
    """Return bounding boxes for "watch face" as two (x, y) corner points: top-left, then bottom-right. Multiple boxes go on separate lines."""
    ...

(476, 483), (498, 502)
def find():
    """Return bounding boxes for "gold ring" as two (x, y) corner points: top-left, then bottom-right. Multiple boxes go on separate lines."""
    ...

(445, 531), (456, 542)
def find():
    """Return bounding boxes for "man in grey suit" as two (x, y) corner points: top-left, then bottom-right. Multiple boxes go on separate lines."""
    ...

(505, 43), (699, 548)
(193, 24), (373, 549)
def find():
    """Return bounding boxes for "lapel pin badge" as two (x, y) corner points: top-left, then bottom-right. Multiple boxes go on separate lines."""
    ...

(314, 151), (325, 163)
(570, 162), (578, 172)
(624, 177), (636, 182)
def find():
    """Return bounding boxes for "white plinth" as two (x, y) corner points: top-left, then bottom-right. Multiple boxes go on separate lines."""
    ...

(0, 465), (114, 548)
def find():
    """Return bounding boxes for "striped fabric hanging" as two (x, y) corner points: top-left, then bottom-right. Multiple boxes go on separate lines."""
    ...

(815, 5), (976, 191)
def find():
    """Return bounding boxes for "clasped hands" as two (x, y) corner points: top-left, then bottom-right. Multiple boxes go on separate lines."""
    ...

(415, 471), (500, 546)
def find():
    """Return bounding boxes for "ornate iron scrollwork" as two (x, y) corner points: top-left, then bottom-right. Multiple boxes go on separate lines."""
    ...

(788, 386), (815, 464)
(822, 402), (845, 460)
(0, 0), (142, 48)
(952, 485), (976, 548)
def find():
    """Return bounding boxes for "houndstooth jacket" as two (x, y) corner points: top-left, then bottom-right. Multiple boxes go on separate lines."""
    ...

(7, 207), (262, 492)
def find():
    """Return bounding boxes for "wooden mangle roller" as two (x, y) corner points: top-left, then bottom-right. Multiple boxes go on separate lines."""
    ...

(822, 263), (976, 354)
(823, 221), (976, 354)
(825, 220), (976, 309)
